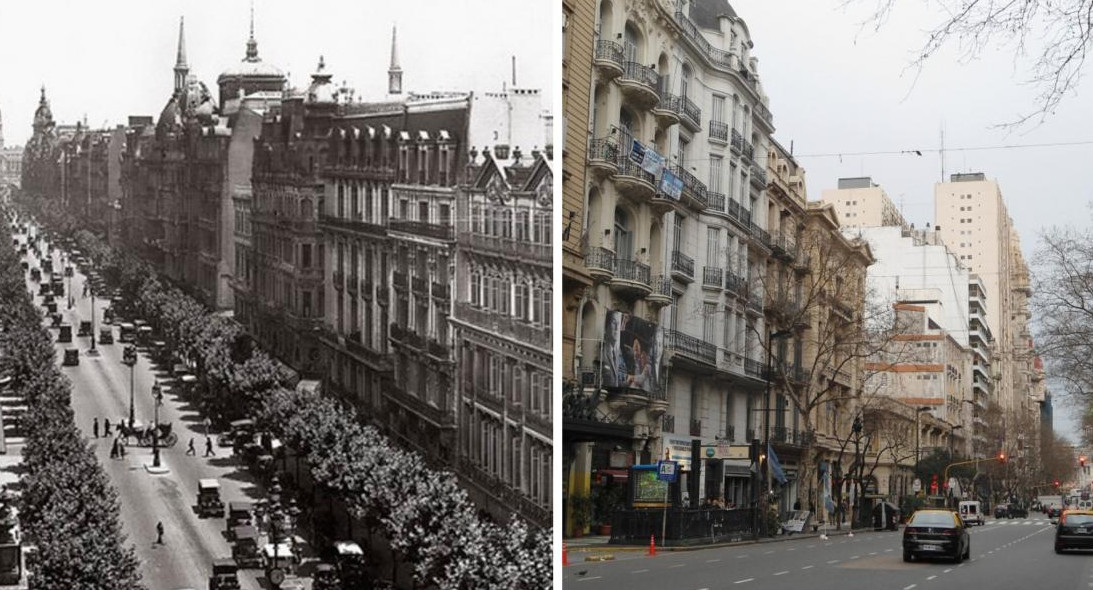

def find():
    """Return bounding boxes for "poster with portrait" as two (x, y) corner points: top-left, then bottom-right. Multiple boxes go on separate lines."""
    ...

(601, 310), (663, 394)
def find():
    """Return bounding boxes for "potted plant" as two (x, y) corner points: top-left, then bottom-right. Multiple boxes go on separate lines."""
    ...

(569, 494), (593, 538)
(593, 484), (626, 536)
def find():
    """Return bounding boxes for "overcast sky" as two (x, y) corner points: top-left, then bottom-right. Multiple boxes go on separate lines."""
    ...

(0, 0), (552, 147)
(732, 0), (1092, 443)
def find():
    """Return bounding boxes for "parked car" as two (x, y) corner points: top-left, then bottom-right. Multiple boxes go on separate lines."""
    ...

(1056, 509), (1093, 553)
(903, 509), (971, 563)
(1049, 504), (1064, 521)
(62, 349), (79, 367)
(57, 324), (72, 343)
(98, 327), (113, 345)
(77, 321), (92, 337)
(208, 558), (240, 590)
(196, 479), (224, 518)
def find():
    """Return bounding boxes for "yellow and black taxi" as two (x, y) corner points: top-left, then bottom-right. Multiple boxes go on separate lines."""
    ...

(903, 508), (971, 563)
(1055, 509), (1093, 553)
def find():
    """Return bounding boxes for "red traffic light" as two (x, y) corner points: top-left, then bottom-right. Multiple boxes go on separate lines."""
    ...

(997, 452), (1006, 463)
(1081, 456), (1087, 467)
(1055, 480), (1061, 488)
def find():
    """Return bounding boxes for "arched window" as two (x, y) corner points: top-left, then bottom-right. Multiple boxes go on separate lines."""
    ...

(681, 64), (692, 100)
(624, 23), (640, 62)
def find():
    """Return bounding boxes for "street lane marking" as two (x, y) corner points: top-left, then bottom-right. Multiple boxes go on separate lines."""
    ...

(807, 544), (816, 548)
(884, 549), (893, 552)
(927, 576), (937, 580)
(787, 548), (795, 551)
(850, 555), (859, 559)
(669, 564), (686, 568)
(764, 550), (774, 555)
(904, 585), (916, 590)
(734, 578), (754, 584)
(577, 576), (602, 582)
(827, 559), (840, 564)
(774, 571), (788, 576)
(868, 552), (877, 555)
(944, 569), (952, 573)
(705, 559), (721, 563)
(802, 565), (814, 569)
(736, 555), (748, 559)
(631, 569), (648, 574)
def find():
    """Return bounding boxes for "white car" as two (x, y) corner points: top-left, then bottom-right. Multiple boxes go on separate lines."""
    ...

(958, 500), (985, 526)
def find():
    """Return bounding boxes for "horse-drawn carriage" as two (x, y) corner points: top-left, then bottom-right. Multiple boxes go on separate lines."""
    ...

(118, 420), (178, 448)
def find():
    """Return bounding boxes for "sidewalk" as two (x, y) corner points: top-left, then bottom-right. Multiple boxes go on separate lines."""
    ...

(566, 521), (877, 557)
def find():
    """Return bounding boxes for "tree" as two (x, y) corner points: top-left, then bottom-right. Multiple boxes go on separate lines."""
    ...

(851, 0), (1093, 125)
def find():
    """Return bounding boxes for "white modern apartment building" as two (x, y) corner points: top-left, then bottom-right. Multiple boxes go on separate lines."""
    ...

(822, 177), (909, 230)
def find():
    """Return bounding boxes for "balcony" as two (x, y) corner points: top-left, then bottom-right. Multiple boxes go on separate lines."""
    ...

(427, 339), (450, 360)
(671, 250), (694, 283)
(392, 271), (410, 291)
(347, 274), (359, 295)
(702, 266), (722, 290)
(453, 302), (551, 350)
(730, 128), (744, 154)
(770, 427), (813, 448)
(652, 92), (682, 127)
(973, 362), (989, 380)
(585, 246), (615, 282)
(746, 291), (764, 314)
(973, 378), (991, 395)
(744, 358), (767, 380)
(320, 214), (386, 238)
(771, 232), (796, 260)
(750, 223), (772, 250)
(593, 39), (625, 79)
(461, 232), (551, 264)
(724, 270), (747, 297)
(432, 281), (451, 301)
(388, 219), (454, 241)
(743, 142), (755, 162)
(332, 270), (345, 291)
(609, 258), (652, 297)
(709, 120), (729, 144)
(648, 275), (673, 307)
(670, 164), (708, 210)
(706, 192), (726, 214)
(690, 418), (703, 437)
(680, 95), (702, 132)
(587, 138), (620, 177)
(614, 157), (657, 200)
(377, 286), (390, 306)
(664, 328), (717, 366)
(617, 61), (661, 108)
(750, 164), (767, 189)
(412, 276), (428, 295)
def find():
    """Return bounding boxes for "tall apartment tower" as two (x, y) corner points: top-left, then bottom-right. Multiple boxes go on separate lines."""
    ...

(934, 172), (1032, 415)
(821, 177), (909, 230)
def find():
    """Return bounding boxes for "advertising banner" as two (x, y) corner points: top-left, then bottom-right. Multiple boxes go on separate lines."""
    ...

(659, 169), (683, 200)
(601, 310), (663, 394)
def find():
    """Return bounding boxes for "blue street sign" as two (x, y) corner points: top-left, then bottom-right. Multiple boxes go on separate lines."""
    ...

(657, 460), (679, 483)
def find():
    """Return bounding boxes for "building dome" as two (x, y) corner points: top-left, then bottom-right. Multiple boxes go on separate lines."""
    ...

(32, 86), (54, 134)
(219, 59), (284, 80)
(306, 56), (338, 104)
(156, 95), (183, 135)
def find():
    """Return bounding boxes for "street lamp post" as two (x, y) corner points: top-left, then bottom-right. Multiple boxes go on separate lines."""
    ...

(852, 415), (863, 527)
(123, 345), (137, 427)
(88, 281), (97, 354)
(151, 381), (162, 468)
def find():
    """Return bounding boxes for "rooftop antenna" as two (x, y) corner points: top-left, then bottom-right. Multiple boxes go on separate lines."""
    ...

(939, 122), (946, 182)
(512, 55), (517, 87)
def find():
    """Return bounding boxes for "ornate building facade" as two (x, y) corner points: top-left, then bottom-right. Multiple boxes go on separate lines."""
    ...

(21, 87), (59, 198)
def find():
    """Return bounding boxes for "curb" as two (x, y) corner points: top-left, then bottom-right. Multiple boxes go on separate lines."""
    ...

(566, 528), (876, 554)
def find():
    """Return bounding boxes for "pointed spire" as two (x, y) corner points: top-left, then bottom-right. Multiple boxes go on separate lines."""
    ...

(388, 24), (403, 95)
(39, 85), (47, 105)
(245, 0), (259, 61)
(176, 16), (187, 68)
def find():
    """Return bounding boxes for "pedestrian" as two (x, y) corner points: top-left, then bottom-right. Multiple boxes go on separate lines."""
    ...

(186, 437), (196, 456)
(103, 418), (111, 438)
(204, 436), (215, 457)
(118, 438), (126, 457)
(109, 439), (118, 459)
(92, 417), (99, 439)
(156, 521), (164, 545)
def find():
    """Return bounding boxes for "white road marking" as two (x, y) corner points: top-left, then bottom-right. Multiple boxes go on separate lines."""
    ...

(669, 564), (686, 568)
(631, 569), (649, 574)
(927, 576), (937, 581)
(764, 550), (774, 555)
(868, 552), (877, 555)
(774, 571), (789, 576)
(808, 544), (816, 548)
(944, 569), (952, 573)
(850, 555), (860, 559)
(802, 565), (814, 570)
(577, 576), (603, 582)
(884, 548), (893, 552)
(787, 548), (795, 551)
(827, 559), (840, 564)
(736, 555), (748, 559)
(904, 585), (916, 590)
(706, 559), (721, 563)
(734, 578), (754, 584)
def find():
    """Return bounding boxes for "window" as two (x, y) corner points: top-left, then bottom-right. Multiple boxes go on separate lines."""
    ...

(703, 302), (717, 343)
(673, 213), (684, 253)
(301, 244), (312, 269)
(712, 95), (725, 123)
(706, 227), (720, 267)
(418, 201), (429, 223)
(710, 155), (723, 194)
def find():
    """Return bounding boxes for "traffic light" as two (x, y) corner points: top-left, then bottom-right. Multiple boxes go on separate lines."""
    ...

(997, 451), (1006, 463)
(1055, 480), (1061, 488)
(1081, 456), (1087, 468)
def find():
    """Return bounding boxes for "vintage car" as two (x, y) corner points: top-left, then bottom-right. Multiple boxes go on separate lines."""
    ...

(207, 558), (240, 590)
(220, 419), (256, 449)
(231, 526), (262, 568)
(77, 321), (93, 337)
(98, 327), (114, 345)
(197, 479), (224, 518)
(57, 324), (72, 344)
(329, 541), (368, 588)
(118, 323), (136, 343)
(262, 542), (296, 572)
(311, 563), (339, 590)
(102, 307), (114, 325)
(41, 259), (51, 275)
(37, 283), (50, 296)
(62, 348), (79, 367)
(137, 325), (153, 347)
(29, 267), (39, 282)
(225, 502), (255, 538)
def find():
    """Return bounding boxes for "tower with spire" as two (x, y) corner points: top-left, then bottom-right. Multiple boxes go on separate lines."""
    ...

(388, 24), (402, 95)
(174, 17), (188, 94)
(217, 2), (285, 112)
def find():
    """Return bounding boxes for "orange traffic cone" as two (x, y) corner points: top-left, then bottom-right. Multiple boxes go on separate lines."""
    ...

(562, 542), (569, 566)
(649, 534), (657, 556)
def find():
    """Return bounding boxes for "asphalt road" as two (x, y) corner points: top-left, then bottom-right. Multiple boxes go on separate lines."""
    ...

(21, 234), (270, 590)
(563, 516), (1088, 590)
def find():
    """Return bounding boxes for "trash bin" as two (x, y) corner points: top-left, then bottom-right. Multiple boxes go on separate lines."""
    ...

(872, 501), (900, 531)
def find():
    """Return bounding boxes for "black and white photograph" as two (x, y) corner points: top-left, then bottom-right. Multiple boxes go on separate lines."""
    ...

(562, 0), (1093, 588)
(0, 0), (553, 588)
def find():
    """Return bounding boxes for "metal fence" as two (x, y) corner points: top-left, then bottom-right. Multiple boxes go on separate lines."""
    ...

(611, 507), (757, 546)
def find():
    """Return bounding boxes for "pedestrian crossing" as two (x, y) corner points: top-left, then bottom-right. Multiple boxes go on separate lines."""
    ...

(989, 519), (1052, 525)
